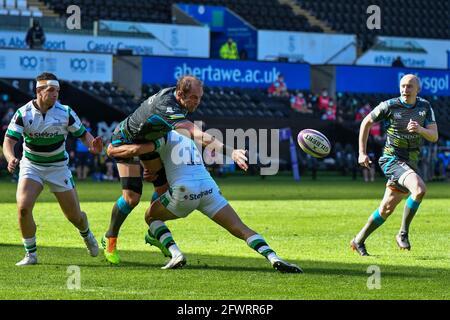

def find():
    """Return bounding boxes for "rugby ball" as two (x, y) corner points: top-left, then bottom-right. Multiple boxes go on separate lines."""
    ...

(297, 129), (331, 158)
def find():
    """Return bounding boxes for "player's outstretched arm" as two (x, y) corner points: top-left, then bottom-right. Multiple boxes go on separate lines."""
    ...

(107, 142), (156, 158)
(358, 114), (374, 168)
(175, 120), (248, 171)
(80, 132), (103, 154)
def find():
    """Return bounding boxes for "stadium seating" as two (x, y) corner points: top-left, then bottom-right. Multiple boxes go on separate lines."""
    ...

(141, 84), (299, 118)
(0, 0), (42, 17)
(295, 0), (450, 50)
(70, 80), (139, 115)
(42, 0), (320, 32)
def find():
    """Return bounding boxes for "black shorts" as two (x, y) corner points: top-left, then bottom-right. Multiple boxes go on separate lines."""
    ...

(379, 156), (416, 193)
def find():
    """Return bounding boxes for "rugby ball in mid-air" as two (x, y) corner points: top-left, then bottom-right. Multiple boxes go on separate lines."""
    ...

(297, 129), (331, 158)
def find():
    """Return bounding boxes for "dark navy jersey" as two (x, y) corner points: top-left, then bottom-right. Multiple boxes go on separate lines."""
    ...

(120, 87), (188, 143)
(370, 96), (436, 162)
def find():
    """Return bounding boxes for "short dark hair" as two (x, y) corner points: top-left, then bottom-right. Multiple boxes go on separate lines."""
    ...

(36, 72), (58, 82)
(176, 75), (203, 96)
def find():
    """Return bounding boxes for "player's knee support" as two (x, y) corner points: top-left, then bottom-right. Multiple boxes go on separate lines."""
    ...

(120, 177), (143, 195)
(116, 195), (135, 215)
(152, 168), (168, 188)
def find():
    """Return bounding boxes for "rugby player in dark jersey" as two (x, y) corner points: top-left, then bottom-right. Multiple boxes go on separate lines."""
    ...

(102, 75), (248, 264)
(351, 74), (438, 256)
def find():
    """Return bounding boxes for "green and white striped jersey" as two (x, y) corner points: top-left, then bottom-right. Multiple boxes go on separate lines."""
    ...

(6, 100), (86, 166)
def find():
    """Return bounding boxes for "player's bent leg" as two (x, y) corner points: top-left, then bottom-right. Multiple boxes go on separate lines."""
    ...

(140, 158), (169, 203)
(403, 172), (427, 201)
(144, 200), (180, 260)
(397, 173), (426, 250)
(211, 205), (302, 273)
(54, 189), (99, 257)
(352, 187), (405, 256)
(15, 178), (43, 266)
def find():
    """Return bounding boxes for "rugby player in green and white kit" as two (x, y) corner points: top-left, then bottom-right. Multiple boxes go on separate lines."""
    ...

(108, 130), (302, 273)
(351, 74), (438, 256)
(2, 72), (103, 266)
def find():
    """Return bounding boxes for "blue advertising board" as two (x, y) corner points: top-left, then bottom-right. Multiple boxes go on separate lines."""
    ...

(0, 49), (112, 82)
(336, 65), (450, 96)
(447, 50), (450, 69)
(142, 56), (310, 89)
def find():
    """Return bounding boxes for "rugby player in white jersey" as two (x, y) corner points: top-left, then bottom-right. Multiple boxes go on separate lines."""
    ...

(2, 72), (103, 266)
(107, 130), (302, 273)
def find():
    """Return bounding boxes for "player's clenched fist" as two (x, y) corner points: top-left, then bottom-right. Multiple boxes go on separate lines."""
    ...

(89, 136), (104, 154)
(407, 119), (421, 133)
(358, 153), (372, 168)
(7, 158), (19, 173)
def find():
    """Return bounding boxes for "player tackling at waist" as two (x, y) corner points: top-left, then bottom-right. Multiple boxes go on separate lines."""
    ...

(107, 130), (302, 273)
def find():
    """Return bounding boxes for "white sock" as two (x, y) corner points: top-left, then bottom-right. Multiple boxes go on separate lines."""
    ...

(23, 236), (37, 255)
(267, 252), (281, 264)
(168, 244), (182, 257)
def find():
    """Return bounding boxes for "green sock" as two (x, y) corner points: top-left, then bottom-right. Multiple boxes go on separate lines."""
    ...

(355, 209), (385, 243)
(400, 196), (421, 234)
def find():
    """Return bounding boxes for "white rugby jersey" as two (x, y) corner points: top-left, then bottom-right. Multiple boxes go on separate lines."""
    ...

(6, 100), (86, 166)
(155, 130), (212, 185)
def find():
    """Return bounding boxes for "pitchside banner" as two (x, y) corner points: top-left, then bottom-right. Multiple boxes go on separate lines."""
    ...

(0, 49), (112, 82)
(142, 56), (310, 89)
(448, 51), (450, 69)
(0, 31), (180, 57)
(98, 20), (210, 58)
(257, 30), (356, 64)
(357, 36), (450, 69)
(336, 66), (450, 96)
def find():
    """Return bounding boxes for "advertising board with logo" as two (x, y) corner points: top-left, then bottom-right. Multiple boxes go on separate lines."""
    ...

(0, 49), (112, 82)
(336, 65), (450, 96)
(356, 36), (450, 69)
(0, 31), (172, 56)
(257, 30), (356, 64)
(142, 56), (310, 89)
(98, 20), (210, 57)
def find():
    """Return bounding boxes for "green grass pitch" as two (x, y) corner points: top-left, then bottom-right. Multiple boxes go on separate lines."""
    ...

(0, 175), (449, 299)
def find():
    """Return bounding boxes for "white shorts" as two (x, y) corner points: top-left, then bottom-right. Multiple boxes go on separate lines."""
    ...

(19, 158), (75, 193)
(159, 178), (228, 219)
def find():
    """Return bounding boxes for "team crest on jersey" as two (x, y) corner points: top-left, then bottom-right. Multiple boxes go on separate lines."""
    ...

(166, 107), (174, 113)
(394, 112), (402, 119)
